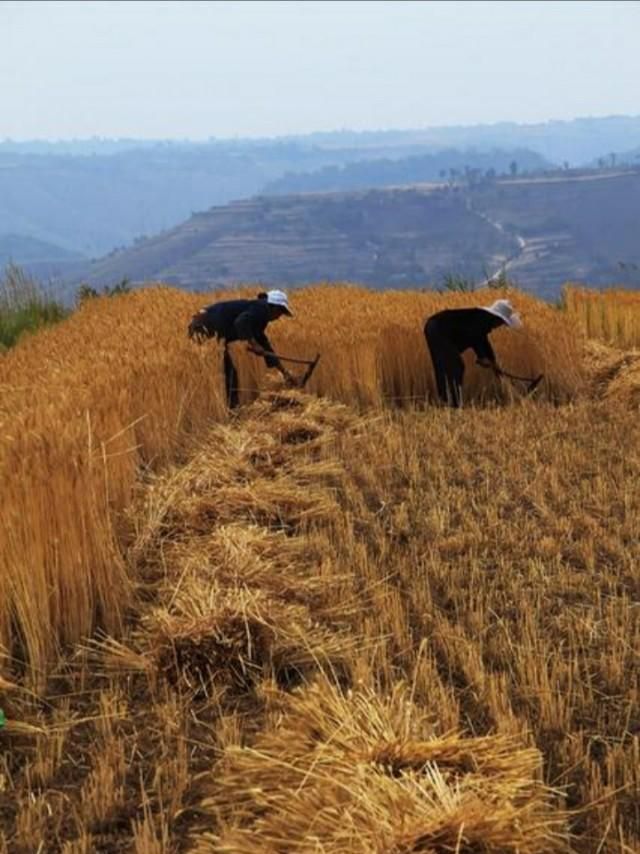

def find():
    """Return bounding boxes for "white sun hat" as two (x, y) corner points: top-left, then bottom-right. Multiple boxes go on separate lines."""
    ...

(266, 289), (293, 316)
(483, 299), (522, 329)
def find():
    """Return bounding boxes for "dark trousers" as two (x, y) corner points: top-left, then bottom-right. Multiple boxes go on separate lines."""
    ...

(424, 318), (465, 407)
(223, 346), (240, 409)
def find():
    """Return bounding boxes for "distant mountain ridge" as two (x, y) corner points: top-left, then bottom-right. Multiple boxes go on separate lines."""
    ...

(264, 148), (551, 195)
(0, 233), (81, 263)
(0, 234), (85, 282)
(3, 112), (640, 162)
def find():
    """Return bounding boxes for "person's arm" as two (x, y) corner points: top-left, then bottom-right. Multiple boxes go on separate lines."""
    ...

(253, 330), (295, 383)
(235, 307), (292, 379)
(473, 336), (500, 371)
(252, 329), (281, 370)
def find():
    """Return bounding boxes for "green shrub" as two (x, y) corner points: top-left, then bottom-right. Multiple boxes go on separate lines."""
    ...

(437, 272), (476, 293)
(0, 264), (68, 351)
(76, 277), (132, 306)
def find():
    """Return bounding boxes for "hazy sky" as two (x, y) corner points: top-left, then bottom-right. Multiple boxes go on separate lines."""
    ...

(2, 0), (639, 140)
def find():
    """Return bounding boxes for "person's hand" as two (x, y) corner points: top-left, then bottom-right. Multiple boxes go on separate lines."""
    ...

(248, 343), (265, 356)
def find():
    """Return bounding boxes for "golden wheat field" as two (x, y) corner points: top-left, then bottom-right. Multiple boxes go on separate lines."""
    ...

(565, 285), (640, 349)
(0, 284), (639, 853)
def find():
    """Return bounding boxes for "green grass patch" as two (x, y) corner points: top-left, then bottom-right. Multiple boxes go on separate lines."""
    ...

(0, 264), (69, 351)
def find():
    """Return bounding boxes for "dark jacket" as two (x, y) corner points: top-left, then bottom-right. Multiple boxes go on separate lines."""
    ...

(424, 308), (504, 363)
(189, 299), (280, 369)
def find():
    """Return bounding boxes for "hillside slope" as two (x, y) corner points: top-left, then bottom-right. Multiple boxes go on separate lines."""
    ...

(72, 186), (518, 294)
(70, 170), (640, 299)
(470, 170), (640, 297)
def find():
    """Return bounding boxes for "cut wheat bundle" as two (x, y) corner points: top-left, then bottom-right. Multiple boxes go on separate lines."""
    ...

(195, 679), (568, 853)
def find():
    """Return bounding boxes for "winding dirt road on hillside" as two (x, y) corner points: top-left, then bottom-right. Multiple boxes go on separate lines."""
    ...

(464, 198), (528, 285)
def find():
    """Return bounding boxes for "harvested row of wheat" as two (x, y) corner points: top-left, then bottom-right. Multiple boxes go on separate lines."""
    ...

(129, 389), (364, 702)
(0, 389), (364, 850)
(124, 388), (577, 852)
(194, 680), (567, 853)
(1, 388), (572, 851)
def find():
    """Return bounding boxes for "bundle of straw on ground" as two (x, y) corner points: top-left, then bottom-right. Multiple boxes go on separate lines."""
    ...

(582, 340), (640, 408)
(130, 389), (365, 700)
(196, 679), (568, 854)
(599, 357), (640, 407)
(149, 587), (357, 698)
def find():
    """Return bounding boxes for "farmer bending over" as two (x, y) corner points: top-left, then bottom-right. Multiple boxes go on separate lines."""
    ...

(188, 289), (294, 408)
(424, 299), (522, 407)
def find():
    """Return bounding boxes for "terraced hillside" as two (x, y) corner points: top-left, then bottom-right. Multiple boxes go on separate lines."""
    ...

(69, 170), (640, 300)
(73, 187), (517, 296)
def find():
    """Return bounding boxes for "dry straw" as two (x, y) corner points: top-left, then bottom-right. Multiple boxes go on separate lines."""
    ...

(197, 679), (568, 853)
(2, 360), (639, 849)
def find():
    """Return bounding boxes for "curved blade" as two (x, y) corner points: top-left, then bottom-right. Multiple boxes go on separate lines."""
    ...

(299, 354), (321, 388)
